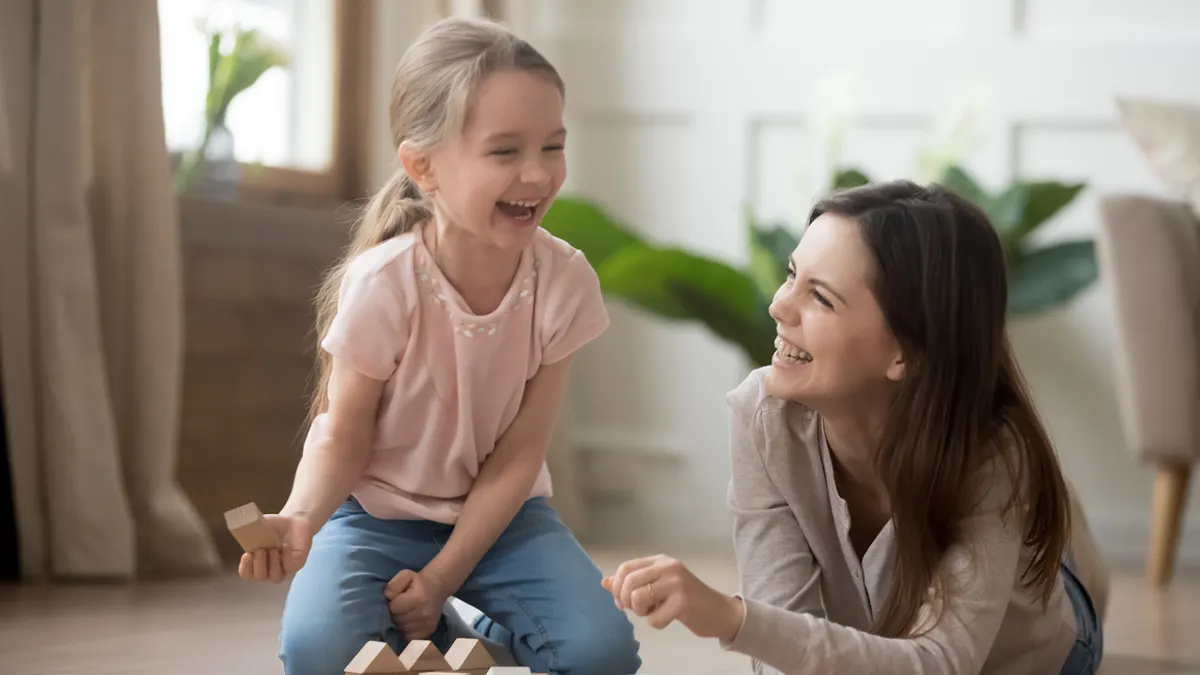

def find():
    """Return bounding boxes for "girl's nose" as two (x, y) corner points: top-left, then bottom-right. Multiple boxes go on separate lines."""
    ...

(522, 161), (551, 186)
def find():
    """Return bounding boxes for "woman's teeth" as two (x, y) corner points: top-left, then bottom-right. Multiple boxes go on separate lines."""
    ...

(774, 336), (813, 363)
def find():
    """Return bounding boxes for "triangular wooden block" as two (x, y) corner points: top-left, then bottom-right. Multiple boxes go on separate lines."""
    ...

(446, 638), (513, 670)
(398, 640), (450, 672)
(485, 668), (532, 675)
(345, 640), (407, 674)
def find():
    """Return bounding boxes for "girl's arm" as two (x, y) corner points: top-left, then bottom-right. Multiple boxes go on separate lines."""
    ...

(280, 358), (385, 529)
(421, 355), (575, 593)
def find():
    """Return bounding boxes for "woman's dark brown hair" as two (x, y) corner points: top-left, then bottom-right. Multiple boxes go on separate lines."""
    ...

(808, 180), (1071, 638)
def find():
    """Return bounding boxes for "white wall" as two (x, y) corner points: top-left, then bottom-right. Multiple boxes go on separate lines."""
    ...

(497, 0), (1200, 564)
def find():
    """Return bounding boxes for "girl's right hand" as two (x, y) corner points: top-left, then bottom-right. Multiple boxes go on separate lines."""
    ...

(237, 513), (316, 583)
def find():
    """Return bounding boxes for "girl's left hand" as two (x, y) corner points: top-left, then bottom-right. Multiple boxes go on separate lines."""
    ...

(385, 569), (451, 640)
(602, 554), (745, 642)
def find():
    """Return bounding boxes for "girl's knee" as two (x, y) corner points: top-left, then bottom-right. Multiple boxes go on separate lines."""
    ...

(279, 614), (379, 675)
(553, 611), (641, 675)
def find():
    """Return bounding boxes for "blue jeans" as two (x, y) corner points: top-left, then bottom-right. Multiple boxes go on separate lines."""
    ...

(278, 497), (641, 675)
(1059, 554), (1104, 674)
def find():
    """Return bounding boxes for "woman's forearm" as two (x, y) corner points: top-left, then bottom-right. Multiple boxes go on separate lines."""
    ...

(281, 433), (372, 528)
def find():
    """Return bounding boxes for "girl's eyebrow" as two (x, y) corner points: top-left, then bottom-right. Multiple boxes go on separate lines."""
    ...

(483, 128), (567, 143)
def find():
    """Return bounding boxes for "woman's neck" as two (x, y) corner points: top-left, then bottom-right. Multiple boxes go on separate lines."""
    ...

(425, 217), (522, 298)
(819, 398), (891, 499)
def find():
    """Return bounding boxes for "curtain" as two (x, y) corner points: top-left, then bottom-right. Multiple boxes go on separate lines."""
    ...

(0, 0), (219, 579)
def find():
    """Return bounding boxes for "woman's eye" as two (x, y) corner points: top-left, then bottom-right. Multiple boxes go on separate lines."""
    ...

(785, 265), (796, 279)
(812, 289), (833, 308)
(543, 144), (565, 152)
(490, 148), (518, 156)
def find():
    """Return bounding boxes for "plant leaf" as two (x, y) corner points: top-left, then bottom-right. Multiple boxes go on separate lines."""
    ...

(938, 165), (989, 206)
(672, 283), (778, 367)
(595, 246), (761, 325)
(1009, 181), (1086, 246)
(1007, 240), (1098, 316)
(832, 167), (871, 191)
(986, 183), (1030, 245)
(541, 197), (646, 268)
(747, 213), (798, 299)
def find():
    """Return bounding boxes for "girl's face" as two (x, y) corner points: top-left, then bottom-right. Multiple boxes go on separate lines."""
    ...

(424, 68), (567, 252)
(764, 213), (906, 405)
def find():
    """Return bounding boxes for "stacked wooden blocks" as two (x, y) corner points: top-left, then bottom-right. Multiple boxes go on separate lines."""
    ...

(345, 638), (545, 675)
(222, 505), (544, 675)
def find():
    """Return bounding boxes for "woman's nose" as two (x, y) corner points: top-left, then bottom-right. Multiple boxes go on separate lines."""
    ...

(769, 291), (797, 326)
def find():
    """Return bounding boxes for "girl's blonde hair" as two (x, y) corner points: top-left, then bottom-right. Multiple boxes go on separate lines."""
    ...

(307, 17), (563, 423)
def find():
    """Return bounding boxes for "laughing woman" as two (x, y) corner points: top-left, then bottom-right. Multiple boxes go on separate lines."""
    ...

(604, 181), (1109, 675)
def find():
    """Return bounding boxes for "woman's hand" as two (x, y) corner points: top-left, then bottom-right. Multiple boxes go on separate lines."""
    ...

(603, 554), (746, 642)
(236, 514), (315, 583)
(385, 569), (452, 640)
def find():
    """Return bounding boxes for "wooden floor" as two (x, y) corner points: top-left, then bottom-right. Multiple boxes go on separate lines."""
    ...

(1, 548), (1198, 675)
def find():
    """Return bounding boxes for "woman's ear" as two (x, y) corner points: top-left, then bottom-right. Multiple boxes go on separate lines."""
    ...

(886, 354), (907, 382)
(397, 142), (436, 193)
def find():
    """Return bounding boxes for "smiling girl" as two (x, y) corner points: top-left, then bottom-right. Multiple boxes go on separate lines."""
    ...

(234, 17), (640, 675)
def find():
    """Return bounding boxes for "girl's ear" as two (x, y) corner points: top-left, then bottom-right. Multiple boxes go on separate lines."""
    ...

(886, 353), (907, 382)
(397, 142), (436, 193)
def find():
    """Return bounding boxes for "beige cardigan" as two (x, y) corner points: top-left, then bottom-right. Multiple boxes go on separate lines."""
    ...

(718, 368), (1077, 675)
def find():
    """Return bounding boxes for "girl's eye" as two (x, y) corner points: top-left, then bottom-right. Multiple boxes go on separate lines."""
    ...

(811, 289), (833, 309)
(490, 148), (518, 156)
(543, 144), (565, 152)
(785, 264), (796, 280)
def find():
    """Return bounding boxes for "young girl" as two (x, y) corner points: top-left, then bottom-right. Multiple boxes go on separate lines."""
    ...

(604, 181), (1109, 675)
(236, 17), (641, 675)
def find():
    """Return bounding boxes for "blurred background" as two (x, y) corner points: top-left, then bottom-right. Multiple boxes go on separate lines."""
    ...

(1, 0), (1199, 673)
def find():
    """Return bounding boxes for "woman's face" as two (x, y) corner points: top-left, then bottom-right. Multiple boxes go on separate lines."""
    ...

(764, 213), (906, 405)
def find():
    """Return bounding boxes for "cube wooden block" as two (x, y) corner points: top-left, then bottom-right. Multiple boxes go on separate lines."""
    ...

(223, 502), (282, 552)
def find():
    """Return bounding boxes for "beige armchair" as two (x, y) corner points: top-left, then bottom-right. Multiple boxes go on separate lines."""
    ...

(1096, 194), (1200, 586)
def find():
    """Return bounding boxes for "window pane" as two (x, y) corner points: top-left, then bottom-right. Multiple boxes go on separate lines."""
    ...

(158, 0), (335, 172)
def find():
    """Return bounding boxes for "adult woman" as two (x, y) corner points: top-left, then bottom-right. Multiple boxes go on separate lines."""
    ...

(605, 181), (1108, 674)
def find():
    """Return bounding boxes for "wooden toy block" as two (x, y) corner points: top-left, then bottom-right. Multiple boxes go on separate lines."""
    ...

(224, 502), (282, 552)
(399, 640), (450, 672)
(345, 640), (408, 674)
(445, 638), (519, 670)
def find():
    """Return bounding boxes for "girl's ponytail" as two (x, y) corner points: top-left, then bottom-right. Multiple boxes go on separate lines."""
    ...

(306, 173), (431, 423)
(358, 172), (433, 247)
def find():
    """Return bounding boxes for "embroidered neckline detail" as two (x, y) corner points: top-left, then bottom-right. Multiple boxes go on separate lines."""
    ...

(416, 255), (540, 338)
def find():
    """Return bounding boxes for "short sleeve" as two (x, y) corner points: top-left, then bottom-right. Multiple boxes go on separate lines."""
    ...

(540, 250), (610, 365)
(320, 260), (409, 381)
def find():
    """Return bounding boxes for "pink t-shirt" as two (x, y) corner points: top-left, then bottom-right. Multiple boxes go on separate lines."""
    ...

(310, 226), (609, 524)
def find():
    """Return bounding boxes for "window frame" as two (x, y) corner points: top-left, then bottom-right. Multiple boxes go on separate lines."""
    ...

(216, 0), (374, 205)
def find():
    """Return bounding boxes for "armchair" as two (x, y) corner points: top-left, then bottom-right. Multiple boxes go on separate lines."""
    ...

(1096, 193), (1199, 586)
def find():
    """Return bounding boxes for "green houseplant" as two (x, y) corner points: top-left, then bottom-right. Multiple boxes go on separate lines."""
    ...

(540, 164), (1094, 369)
(174, 26), (289, 194)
